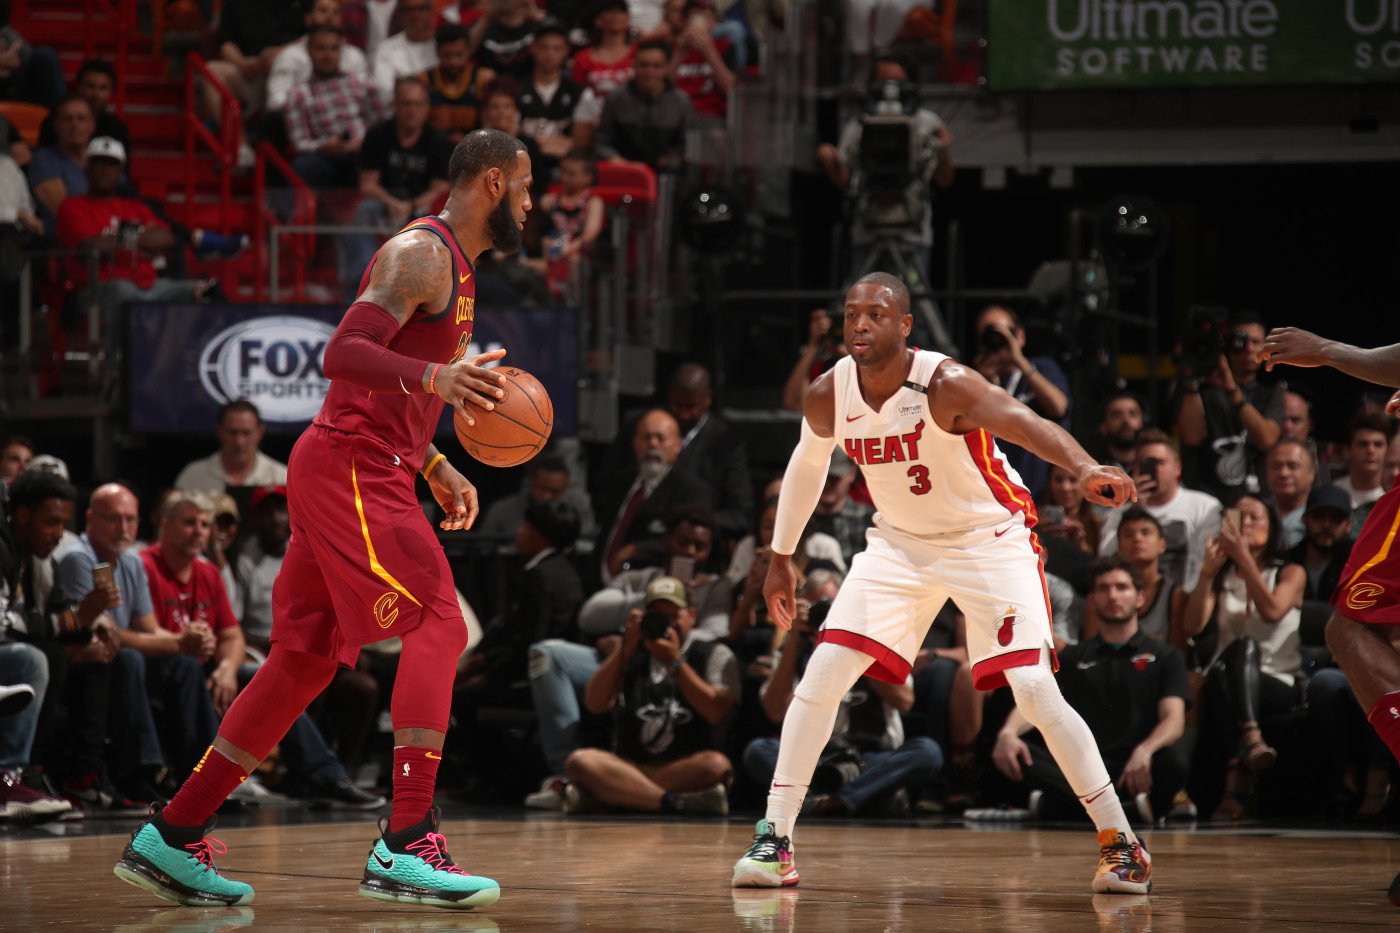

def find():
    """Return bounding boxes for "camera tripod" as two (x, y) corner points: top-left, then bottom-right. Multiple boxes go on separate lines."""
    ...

(848, 230), (957, 356)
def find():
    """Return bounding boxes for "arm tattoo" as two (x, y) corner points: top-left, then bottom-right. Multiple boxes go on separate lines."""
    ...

(360, 231), (451, 327)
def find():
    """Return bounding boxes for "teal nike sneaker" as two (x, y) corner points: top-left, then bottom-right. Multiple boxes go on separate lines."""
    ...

(113, 809), (254, 906)
(732, 819), (798, 888)
(358, 807), (500, 910)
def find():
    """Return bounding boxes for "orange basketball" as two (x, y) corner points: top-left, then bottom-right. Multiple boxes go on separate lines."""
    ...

(454, 367), (553, 467)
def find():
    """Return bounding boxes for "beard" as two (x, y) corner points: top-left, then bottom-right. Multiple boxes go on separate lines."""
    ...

(1096, 605), (1136, 626)
(487, 196), (522, 253)
(639, 450), (669, 485)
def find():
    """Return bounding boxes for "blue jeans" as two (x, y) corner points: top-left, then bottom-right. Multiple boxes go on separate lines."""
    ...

(236, 662), (345, 786)
(1310, 667), (1391, 779)
(0, 642), (49, 769)
(712, 20), (749, 70)
(528, 640), (600, 775)
(147, 652), (220, 779)
(912, 655), (959, 760)
(742, 736), (943, 815)
(107, 648), (166, 780)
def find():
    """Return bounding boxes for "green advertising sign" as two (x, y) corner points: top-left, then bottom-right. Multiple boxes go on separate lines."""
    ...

(988, 1), (1400, 89)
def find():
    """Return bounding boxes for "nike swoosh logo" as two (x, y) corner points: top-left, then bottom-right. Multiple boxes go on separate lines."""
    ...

(1084, 789), (1109, 805)
(1077, 661), (1097, 670)
(459, 272), (470, 283)
(994, 523), (1015, 537)
(845, 414), (864, 422)
(425, 751), (441, 760)
(373, 851), (394, 871)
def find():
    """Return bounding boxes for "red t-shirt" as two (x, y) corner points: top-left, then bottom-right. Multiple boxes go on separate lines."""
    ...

(570, 45), (636, 99)
(673, 40), (731, 117)
(55, 195), (165, 290)
(140, 545), (240, 636)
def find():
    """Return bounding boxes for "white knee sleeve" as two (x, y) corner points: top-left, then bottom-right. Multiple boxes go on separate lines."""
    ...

(1004, 658), (1110, 797)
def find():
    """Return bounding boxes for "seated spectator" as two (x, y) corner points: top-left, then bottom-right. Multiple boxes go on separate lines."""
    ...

(206, 493), (241, 586)
(1386, 432), (1400, 491)
(1176, 310), (1284, 501)
(596, 408), (712, 581)
(474, 453), (596, 539)
(1334, 412), (1393, 533)
(420, 24), (494, 141)
(518, 21), (596, 155)
(1037, 462), (1101, 589)
(371, 0), (439, 101)
(1279, 389), (1325, 487)
(969, 305), (1070, 501)
(726, 493), (778, 658)
(669, 0), (737, 119)
(1283, 484), (1353, 602)
(267, 0), (371, 114)
(782, 308), (847, 413)
(668, 362), (753, 545)
(0, 636), (72, 820)
(805, 449), (875, 570)
(533, 148), (603, 302)
(1309, 664), (1392, 819)
(648, 0), (749, 69)
(744, 579), (942, 818)
(569, 0), (637, 103)
(1263, 439), (1315, 549)
(174, 399), (289, 494)
(1083, 507), (1186, 651)
(594, 39), (694, 173)
(55, 138), (217, 341)
(0, 17), (64, 106)
(37, 60), (129, 157)
(285, 27), (389, 190)
(1182, 494), (1304, 820)
(993, 555), (1189, 825)
(27, 94), (94, 235)
(341, 0), (399, 56)
(0, 435), (33, 479)
(339, 75), (451, 297)
(467, 0), (541, 81)
(203, 0), (308, 168)
(1096, 389), (1144, 475)
(1099, 428), (1221, 593)
(479, 75), (544, 174)
(564, 576), (739, 815)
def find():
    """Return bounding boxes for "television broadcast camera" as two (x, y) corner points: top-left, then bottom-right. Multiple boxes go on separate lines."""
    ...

(855, 78), (933, 230)
(1182, 305), (1248, 373)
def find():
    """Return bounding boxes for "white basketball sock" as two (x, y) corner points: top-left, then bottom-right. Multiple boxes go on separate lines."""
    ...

(1004, 654), (1137, 844)
(765, 642), (873, 840)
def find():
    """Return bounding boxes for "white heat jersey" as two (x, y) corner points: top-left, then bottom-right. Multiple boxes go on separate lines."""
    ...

(831, 350), (1038, 539)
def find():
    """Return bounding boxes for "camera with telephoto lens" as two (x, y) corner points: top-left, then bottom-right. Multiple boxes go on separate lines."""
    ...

(640, 609), (672, 641)
(979, 327), (1009, 353)
(1181, 305), (1230, 372)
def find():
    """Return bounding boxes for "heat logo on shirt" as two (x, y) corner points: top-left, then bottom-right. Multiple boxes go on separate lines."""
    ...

(843, 420), (924, 466)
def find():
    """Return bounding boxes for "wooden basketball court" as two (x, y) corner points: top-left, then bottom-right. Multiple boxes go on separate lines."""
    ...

(3, 809), (1397, 931)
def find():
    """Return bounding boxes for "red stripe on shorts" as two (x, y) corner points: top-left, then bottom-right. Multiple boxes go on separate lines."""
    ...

(818, 629), (910, 685)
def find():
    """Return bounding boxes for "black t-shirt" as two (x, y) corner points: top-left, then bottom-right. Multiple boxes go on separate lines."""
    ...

(358, 121), (453, 200)
(1055, 631), (1190, 759)
(1185, 377), (1286, 501)
(477, 21), (536, 81)
(219, 0), (309, 57)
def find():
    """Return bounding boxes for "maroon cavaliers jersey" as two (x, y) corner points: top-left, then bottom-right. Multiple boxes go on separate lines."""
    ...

(312, 216), (476, 470)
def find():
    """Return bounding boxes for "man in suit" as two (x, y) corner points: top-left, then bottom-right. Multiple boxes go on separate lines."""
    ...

(597, 409), (712, 582)
(668, 363), (753, 545)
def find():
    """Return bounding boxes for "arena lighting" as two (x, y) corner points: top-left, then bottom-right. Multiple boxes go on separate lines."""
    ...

(676, 186), (746, 254)
(1096, 195), (1169, 268)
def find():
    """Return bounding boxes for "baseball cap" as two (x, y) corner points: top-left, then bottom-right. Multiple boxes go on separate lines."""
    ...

(828, 448), (855, 480)
(85, 136), (127, 165)
(26, 454), (70, 481)
(249, 484), (288, 512)
(645, 575), (688, 609)
(1304, 484), (1351, 518)
(209, 492), (240, 522)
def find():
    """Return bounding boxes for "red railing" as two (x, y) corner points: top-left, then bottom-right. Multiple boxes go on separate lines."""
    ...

(183, 52), (238, 241)
(253, 141), (318, 302)
(84, 0), (134, 117)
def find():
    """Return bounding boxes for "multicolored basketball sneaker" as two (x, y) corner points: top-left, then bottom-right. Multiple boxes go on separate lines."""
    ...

(1093, 829), (1152, 894)
(113, 808), (254, 906)
(358, 807), (500, 909)
(732, 819), (798, 888)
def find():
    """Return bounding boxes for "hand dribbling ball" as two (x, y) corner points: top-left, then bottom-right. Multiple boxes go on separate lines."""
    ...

(454, 367), (553, 467)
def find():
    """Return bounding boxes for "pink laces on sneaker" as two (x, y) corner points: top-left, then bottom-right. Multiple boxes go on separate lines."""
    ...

(405, 832), (467, 875)
(185, 836), (229, 870)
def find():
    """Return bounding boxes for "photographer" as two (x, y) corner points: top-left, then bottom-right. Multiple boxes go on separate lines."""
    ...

(743, 582), (941, 818)
(563, 577), (739, 816)
(782, 308), (848, 413)
(1176, 309), (1285, 501)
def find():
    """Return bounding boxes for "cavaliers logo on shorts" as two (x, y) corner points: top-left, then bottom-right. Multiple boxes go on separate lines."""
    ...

(994, 606), (1025, 647)
(374, 592), (401, 629)
(1347, 582), (1387, 612)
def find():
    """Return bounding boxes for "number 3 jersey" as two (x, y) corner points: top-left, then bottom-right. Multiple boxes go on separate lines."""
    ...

(830, 350), (1039, 539)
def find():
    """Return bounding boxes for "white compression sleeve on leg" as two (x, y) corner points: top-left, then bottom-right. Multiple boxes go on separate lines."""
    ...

(770, 419), (837, 557)
(766, 643), (873, 839)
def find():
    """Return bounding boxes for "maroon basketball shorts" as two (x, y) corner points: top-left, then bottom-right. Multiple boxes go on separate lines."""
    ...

(272, 424), (463, 666)
(1333, 483), (1400, 626)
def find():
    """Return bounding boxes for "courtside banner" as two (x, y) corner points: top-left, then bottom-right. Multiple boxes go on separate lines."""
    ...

(126, 303), (577, 435)
(988, 1), (1398, 89)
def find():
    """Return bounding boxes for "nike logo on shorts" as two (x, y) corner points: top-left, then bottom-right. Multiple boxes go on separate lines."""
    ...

(994, 522), (1016, 537)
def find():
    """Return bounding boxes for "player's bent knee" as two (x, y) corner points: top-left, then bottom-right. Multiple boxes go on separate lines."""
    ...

(1003, 660), (1071, 730)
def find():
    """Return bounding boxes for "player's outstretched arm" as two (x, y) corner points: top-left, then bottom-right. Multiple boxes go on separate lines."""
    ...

(932, 362), (1136, 508)
(763, 373), (838, 630)
(1259, 326), (1400, 390)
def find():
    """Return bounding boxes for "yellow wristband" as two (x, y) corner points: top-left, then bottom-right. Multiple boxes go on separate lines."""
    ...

(422, 453), (447, 479)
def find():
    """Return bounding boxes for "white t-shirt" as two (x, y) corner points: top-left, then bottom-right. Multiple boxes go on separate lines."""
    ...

(1099, 486), (1222, 592)
(1209, 564), (1302, 686)
(371, 32), (437, 100)
(173, 450), (289, 495)
(366, 0), (397, 58)
(268, 38), (370, 110)
(1335, 475), (1384, 509)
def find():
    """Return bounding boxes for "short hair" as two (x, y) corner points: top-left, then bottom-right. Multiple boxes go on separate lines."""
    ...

(2, 435), (35, 455)
(482, 75), (522, 105)
(664, 502), (719, 536)
(217, 399), (263, 426)
(76, 59), (117, 84)
(533, 18), (570, 42)
(561, 146), (597, 177)
(163, 491), (215, 521)
(851, 271), (910, 314)
(1135, 427), (1179, 459)
(307, 24), (343, 41)
(874, 48), (916, 81)
(529, 455), (569, 476)
(1116, 505), (1162, 537)
(976, 304), (1024, 332)
(1101, 389), (1144, 418)
(447, 128), (526, 187)
(1345, 412), (1395, 445)
(435, 22), (469, 46)
(1228, 309), (1265, 330)
(524, 498), (581, 550)
(800, 567), (845, 598)
(1087, 554), (1143, 591)
(393, 75), (430, 99)
(1267, 437), (1310, 460)
(54, 93), (95, 120)
(7, 469), (76, 514)
(637, 37), (672, 58)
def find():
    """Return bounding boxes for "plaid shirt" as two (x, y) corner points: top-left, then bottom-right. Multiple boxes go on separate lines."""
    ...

(285, 72), (388, 154)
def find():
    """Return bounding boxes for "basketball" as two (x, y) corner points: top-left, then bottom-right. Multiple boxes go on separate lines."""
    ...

(454, 367), (553, 467)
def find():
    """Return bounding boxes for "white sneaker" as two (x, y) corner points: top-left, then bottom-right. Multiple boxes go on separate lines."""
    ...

(228, 775), (273, 802)
(524, 776), (567, 810)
